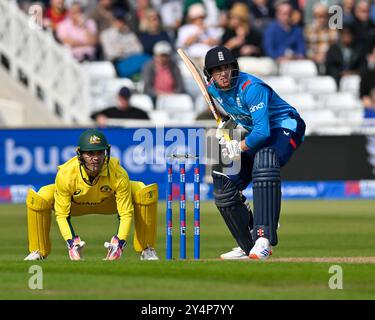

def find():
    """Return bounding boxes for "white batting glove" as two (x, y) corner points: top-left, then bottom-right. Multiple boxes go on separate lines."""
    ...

(216, 116), (236, 144)
(222, 140), (242, 160)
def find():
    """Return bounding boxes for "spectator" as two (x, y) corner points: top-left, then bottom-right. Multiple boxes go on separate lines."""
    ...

(135, 0), (153, 30)
(100, 9), (150, 79)
(341, 0), (356, 25)
(360, 42), (375, 118)
(351, 0), (375, 51)
(142, 41), (184, 104)
(263, 1), (305, 62)
(89, 0), (114, 34)
(288, 0), (304, 26)
(112, 0), (139, 31)
(44, 0), (67, 33)
(56, 2), (98, 62)
(138, 8), (172, 56)
(183, 0), (227, 28)
(304, 3), (338, 74)
(249, 0), (275, 33)
(303, 0), (337, 26)
(221, 2), (263, 58)
(91, 86), (150, 127)
(176, 3), (221, 67)
(326, 24), (365, 86)
(18, 0), (49, 12)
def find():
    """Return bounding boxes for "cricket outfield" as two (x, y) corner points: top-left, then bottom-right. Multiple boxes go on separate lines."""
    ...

(0, 200), (375, 300)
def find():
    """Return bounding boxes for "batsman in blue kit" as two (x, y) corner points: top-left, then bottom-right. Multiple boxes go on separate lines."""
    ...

(204, 46), (306, 260)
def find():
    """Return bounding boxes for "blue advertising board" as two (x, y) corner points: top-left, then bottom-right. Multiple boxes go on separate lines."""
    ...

(2, 128), (375, 203)
(0, 127), (206, 201)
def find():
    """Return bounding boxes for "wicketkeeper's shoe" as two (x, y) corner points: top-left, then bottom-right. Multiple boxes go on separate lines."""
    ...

(220, 247), (249, 260)
(140, 247), (159, 260)
(24, 250), (44, 261)
(249, 237), (272, 260)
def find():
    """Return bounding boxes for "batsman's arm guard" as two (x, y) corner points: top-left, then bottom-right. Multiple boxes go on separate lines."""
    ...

(130, 181), (158, 253)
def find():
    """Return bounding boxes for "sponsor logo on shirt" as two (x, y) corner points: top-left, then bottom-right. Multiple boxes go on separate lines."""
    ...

(249, 102), (265, 113)
(72, 199), (106, 206)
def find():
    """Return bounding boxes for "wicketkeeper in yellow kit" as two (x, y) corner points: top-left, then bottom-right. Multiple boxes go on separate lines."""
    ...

(24, 129), (159, 261)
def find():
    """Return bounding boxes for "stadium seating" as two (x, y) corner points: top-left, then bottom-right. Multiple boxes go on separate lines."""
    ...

(149, 110), (169, 124)
(156, 94), (194, 112)
(278, 60), (318, 78)
(177, 60), (193, 78)
(335, 110), (364, 123)
(156, 94), (195, 122)
(282, 93), (317, 110)
(237, 57), (278, 76)
(318, 92), (362, 111)
(298, 76), (337, 95)
(339, 75), (361, 97)
(299, 109), (337, 126)
(195, 95), (208, 114)
(183, 76), (201, 98)
(4, 0), (370, 129)
(82, 61), (117, 83)
(90, 77), (136, 111)
(262, 76), (299, 94)
(129, 94), (154, 112)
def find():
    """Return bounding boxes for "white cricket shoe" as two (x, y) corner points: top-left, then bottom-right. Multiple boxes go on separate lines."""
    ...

(220, 247), (249, 260)
(140, 247), (159, 260)
(249, 237), (272, 260)
(24, 251), (44, 261)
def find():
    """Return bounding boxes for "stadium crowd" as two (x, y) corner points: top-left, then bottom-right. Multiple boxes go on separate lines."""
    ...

(16, 0), (375, 120)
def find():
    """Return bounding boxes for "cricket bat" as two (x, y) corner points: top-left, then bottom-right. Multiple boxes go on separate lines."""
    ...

(177, 48), (223, 125)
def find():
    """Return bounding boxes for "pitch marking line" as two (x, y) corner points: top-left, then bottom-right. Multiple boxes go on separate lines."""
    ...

(176, 257), (375, 264)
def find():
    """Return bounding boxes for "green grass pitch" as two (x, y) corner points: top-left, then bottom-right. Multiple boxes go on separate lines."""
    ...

(1, 200), (375, 300)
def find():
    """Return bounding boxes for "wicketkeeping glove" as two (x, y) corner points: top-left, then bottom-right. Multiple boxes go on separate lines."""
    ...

(221, 140), (242, 160)
(104, 236), (126, 261)
(67, 236), (86, 261)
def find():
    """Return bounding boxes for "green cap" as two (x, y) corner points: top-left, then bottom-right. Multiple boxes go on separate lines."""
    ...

(77, 129), (109, 152)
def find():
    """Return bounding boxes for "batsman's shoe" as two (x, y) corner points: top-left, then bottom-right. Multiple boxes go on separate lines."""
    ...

(220, 247), (249, 260)
(24, 250), (44, 261)
(67, 236), (86, 261)
(104, 236), (126, 261)
(140, 247), (159, 261)
(249, 237), (272, 260)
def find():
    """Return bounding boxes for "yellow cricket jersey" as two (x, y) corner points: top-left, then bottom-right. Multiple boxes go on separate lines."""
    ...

(54, 156), (134, 241)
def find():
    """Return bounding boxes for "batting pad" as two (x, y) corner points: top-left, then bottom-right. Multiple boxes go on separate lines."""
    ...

(26, 186), (54, 257)
(131, 181), (158, 252)
(252, 148), (281, 246)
